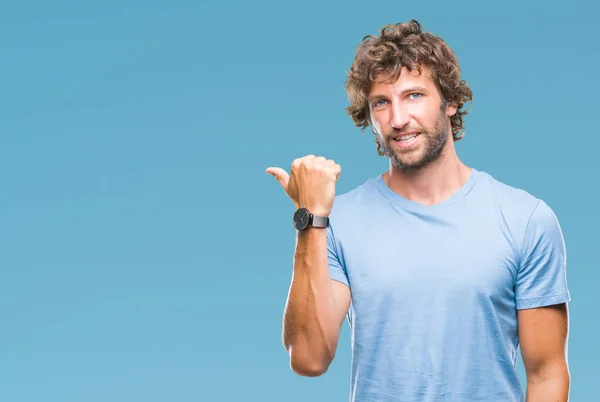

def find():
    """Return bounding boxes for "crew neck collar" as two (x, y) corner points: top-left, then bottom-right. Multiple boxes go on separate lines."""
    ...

(373, 168), (479, 213)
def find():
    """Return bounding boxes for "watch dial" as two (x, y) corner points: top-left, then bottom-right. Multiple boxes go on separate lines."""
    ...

(293, 208), (309, 229)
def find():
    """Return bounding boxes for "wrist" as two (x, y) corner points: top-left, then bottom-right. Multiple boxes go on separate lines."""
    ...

(298, 205), (330, 217)
(293, 207), (330, 231)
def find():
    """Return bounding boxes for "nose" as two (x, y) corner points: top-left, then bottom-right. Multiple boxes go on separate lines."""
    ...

(390, 102), (410, 130)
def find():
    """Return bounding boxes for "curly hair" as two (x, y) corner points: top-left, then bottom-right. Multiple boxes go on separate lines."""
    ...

(345, 20), (473, 145)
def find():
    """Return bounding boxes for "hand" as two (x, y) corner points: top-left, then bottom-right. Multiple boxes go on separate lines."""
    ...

(266, 155), (341, 216)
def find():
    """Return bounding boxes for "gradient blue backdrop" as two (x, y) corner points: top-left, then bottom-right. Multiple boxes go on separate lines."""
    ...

(2, 1), (598, 401)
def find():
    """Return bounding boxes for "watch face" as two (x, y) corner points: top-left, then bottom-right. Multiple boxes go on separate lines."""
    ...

(293, 208), (310, 230)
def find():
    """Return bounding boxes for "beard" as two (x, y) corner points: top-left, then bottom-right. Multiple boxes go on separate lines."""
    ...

(378, 111), (450, 172)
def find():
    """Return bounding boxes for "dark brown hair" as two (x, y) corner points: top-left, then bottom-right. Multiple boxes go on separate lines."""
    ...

(345, 19), (473, 142)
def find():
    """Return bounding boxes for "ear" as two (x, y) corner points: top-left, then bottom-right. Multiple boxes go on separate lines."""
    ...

(446, 103), (457, 117)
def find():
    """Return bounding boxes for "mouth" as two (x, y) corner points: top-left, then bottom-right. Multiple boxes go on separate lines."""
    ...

(392, 132), (420, 148)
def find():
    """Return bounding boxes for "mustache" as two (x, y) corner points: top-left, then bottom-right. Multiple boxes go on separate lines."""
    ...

(385, 127), (423, 137)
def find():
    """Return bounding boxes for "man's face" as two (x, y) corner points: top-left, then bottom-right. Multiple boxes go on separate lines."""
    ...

(368, 66), (457, 172)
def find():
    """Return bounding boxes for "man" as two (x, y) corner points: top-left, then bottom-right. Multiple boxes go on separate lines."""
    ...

(266, 19), (570, 401)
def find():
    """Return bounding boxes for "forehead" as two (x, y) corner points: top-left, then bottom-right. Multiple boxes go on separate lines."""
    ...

(369, 66), (437, 95)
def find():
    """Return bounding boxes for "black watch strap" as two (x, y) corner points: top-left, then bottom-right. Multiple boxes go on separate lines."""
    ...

(311, 214), (329, 228)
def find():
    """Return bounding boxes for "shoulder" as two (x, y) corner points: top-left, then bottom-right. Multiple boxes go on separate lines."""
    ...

(474, 169), (563, 252)
(329, 175), (383, 217)
(325, 175), (384, 241)
(476, 170), (541, 210)
(474, 169), (548, 222)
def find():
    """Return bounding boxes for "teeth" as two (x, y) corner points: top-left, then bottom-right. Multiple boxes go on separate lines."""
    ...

(396, 134), (417, 141)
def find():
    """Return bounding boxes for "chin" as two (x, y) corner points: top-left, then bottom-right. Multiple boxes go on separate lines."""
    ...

(391, 152), (424, 167)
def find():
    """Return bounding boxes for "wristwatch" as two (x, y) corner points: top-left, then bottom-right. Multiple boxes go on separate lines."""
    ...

(293, 207), (329, 231)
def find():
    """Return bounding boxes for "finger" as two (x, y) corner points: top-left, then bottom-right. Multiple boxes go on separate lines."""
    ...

(302, 155), (325, 167)
(301, 155), (317, 166)
(297, 155), (316, 163)
(292, 155), (315, 169)
(265, 167), (290, 190)
(333, 164), (342, 181)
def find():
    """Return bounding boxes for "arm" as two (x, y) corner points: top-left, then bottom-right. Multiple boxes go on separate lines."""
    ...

(266, 155), (350, 377)
(519, 303), (570, 401)
(266, 155), (349, 376)
(282, 227), (351, 377)
(514, 200), (571, 400)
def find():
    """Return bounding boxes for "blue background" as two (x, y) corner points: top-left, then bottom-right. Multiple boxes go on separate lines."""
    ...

(2, 1), (597, 401)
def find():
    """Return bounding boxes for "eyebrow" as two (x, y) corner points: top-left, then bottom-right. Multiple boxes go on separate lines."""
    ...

(401, 86), (428, 94)
(368, 86), (428, 102)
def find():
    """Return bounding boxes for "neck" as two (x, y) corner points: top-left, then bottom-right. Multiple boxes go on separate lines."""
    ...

(382, 142), (472, 207)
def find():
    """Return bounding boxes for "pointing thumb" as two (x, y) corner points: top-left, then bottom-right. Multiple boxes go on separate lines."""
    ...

(265, 167), (290, 190)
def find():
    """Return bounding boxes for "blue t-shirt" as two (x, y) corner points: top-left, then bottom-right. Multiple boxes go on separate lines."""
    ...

(327, 168), (570, 402)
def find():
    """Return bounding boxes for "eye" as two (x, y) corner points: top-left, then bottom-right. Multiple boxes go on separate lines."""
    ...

(372, 99), (387, 108)
(408, 93), (422, 100)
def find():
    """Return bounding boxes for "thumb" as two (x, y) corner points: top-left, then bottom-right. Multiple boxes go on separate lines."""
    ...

(265, 167), (290, 190)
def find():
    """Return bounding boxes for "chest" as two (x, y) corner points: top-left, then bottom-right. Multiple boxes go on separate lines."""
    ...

(339, 210), (518, 311)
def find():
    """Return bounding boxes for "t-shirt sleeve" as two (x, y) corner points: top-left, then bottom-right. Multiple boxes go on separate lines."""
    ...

(326, 224), (350, 287)
(515, 200), (571, 310)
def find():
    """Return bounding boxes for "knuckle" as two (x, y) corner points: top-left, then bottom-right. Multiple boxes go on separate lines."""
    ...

(314, 156), (328, 167)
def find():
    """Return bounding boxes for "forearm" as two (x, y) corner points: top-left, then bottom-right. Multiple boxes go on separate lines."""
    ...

(526, 363), (570, 402)
(282, 228), (340, 375)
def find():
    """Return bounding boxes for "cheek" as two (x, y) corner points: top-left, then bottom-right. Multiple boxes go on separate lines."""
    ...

(412, 106), (440, 129)
(407, 104), (428, 119)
